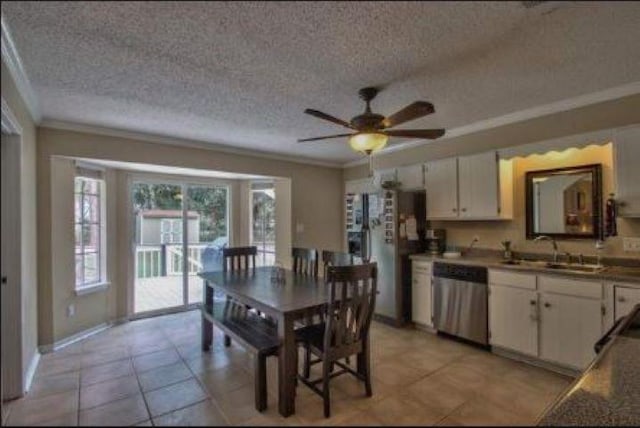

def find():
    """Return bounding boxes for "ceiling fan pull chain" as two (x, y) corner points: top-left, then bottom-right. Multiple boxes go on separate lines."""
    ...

(368, 154), (374, 177)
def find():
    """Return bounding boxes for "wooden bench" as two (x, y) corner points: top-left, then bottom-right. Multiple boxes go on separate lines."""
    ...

(202, 301), (279, 412)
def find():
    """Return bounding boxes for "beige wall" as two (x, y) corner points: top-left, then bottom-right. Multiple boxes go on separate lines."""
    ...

(429, 144), (640, 259)
(50, 158), (113, 340)
(1, 60), (39, 380)
(37, 127), (344, 345)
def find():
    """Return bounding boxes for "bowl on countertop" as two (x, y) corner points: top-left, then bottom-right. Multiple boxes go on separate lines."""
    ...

(442, 251), (462, 259)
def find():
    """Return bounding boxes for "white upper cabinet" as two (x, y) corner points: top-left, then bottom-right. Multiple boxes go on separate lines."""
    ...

(614, 125), (640, 217)
(424, 157), (459, 219)
(372, 168), (397, 189)
(458, 152), (500, 218)
(345, 177), (375, 195)
(397, 164), (425, 190)
(424, 151), (513, 220)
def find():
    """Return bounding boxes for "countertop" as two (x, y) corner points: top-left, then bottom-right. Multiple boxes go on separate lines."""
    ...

(537, 307), (640, 426)
(409, 253), (640, 283)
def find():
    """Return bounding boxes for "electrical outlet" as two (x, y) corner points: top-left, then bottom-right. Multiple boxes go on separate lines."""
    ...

(623, 237), (640, 252)
(67, 304), (75, 318)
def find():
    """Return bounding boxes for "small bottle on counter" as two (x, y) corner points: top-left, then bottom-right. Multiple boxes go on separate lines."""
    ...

(501, 240), (512, 260)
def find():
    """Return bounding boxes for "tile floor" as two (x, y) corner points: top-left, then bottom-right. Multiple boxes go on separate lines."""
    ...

(4, 310), (573, 426)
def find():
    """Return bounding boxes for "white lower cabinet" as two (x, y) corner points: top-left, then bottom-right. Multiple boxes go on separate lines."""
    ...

(412, 261), (432, 327)
(539, 293), (602, 370)
(488, 269), (605, 370)
(489, 284), (538, 357)
(613, 285), (640, 320)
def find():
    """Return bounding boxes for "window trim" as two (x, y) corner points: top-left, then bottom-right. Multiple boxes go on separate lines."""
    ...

(74, 176), (107, 290)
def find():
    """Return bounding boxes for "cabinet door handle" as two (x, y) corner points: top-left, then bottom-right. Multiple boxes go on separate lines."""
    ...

(617, 296), (626, 302)
(461, 208), (467, 212)
(544, 302), (551, 308)
(452, 208), (457, 212)
(529, 300), (537, 306)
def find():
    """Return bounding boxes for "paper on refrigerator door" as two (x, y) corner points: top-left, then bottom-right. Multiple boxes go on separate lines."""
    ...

(406, 215), (418, 240)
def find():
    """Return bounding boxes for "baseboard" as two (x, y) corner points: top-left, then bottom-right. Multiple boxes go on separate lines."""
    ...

(38, 322), (111, 354)
(413, 322), (437, 334)
(24, 351), (40, 392)
(372, 313), (403, 327)
(112, 316), (129, 326)
(492, 346), (580, 378)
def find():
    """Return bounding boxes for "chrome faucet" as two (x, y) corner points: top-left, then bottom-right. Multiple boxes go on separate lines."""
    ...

(533, 235), (559, 263)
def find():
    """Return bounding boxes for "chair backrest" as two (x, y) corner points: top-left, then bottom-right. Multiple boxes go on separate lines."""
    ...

(324, 263), (377, 357)
(292, 247), (319, 278)
(321, 250), (354, 278)
(222, 246), (257, 272)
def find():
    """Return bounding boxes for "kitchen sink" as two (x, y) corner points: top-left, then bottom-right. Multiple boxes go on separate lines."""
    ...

(499, 259), (605, 273)
(544, 263), (606, 273)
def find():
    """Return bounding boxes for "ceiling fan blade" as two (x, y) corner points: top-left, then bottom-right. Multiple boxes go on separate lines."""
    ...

(304, 109), (354, 129)
(384, 102), (435, 128)
(385, 129), (445, 139)
(297, 133), (354, 143)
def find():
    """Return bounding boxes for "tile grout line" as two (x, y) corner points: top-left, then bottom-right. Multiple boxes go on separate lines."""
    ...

(174, 325), (233, 426)
(133, 345), (158, 426)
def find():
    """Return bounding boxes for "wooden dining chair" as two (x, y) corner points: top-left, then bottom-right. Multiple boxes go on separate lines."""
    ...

(292, 247), (319, 278)
(321, 250), (354, 278)
(222, 246), (257, 272)
(220, 246), (258, 345)
(295, 263), (377, 418)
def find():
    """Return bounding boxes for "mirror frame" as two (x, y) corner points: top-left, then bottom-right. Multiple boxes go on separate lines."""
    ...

(525, 164), (602, 240)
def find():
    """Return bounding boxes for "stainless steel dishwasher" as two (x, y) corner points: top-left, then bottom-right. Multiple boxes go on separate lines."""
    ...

(432, 262), (488, 346)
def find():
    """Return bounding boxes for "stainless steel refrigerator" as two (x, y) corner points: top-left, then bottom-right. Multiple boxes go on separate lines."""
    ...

(346, 190), (426, 326)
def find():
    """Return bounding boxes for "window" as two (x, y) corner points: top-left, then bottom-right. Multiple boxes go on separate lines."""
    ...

(250, 182), (275, 267)
(160, 218), (182, 244)
(74, 176), (105, 289)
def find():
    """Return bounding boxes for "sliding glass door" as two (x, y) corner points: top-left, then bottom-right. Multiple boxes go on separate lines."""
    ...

(186, 185), (228, 304)
(132, 180), (228, 315)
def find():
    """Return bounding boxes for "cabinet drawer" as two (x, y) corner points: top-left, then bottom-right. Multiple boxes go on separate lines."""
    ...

(412, 261), (432, 276)
(488, 269), (536, 290)
(539, 275), (602, 299)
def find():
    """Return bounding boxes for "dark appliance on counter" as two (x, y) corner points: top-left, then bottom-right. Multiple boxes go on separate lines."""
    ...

(432, 262), (489, 346)
(426, 229), (446, 255)
(346, 190), (426, 326)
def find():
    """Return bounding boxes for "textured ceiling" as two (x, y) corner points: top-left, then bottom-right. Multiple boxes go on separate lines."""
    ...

(3, 1), (640, 163)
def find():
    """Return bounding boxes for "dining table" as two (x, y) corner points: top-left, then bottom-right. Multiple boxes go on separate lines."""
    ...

(198, 266), (368, 417)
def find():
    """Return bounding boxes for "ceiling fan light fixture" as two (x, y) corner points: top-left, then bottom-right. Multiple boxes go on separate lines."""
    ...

(349, 132), (388, 154)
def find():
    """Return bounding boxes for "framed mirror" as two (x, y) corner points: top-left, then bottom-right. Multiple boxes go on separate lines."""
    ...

(526, 164), (602, 240)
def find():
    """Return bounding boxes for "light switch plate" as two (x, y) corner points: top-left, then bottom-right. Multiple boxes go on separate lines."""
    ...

(622, 237), (640, 252)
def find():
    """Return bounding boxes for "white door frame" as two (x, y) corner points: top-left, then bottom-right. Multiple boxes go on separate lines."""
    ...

(127, 173), (232, 319)
(1, 97), (25, 401)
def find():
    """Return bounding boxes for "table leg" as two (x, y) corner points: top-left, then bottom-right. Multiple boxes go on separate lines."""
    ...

(201, 281), (213, 351)
(357, 334), (372, 396)
(277, 313), (297, 417)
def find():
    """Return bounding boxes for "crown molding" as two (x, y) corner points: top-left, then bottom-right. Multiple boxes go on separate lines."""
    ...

(1, 16), (41, 123)
(1, 97), (23, 134)
(39, 119), (343, 169)
(342, 81), (640, 168)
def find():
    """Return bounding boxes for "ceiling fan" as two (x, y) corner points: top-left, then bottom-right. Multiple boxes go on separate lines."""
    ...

(298, 87), (445, 155)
